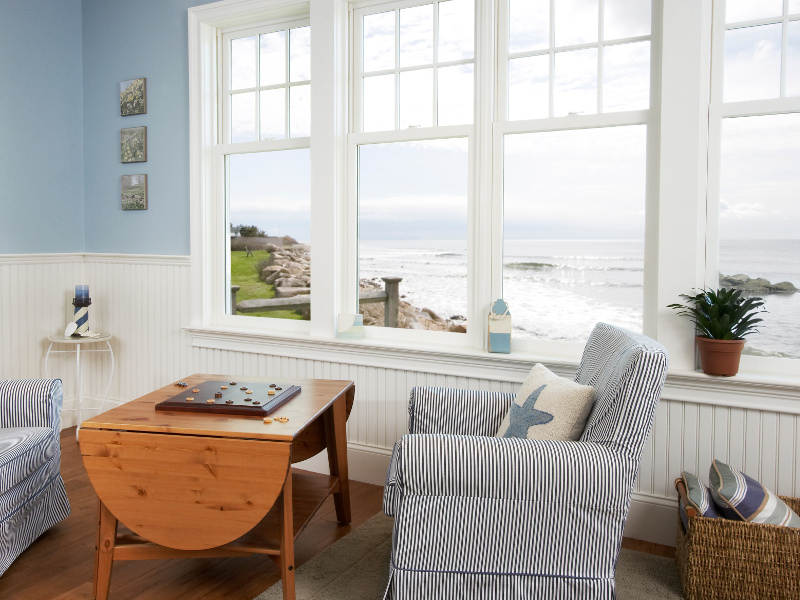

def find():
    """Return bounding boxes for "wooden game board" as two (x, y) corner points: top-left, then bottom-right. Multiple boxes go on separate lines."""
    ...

(155, 380), (301, 416)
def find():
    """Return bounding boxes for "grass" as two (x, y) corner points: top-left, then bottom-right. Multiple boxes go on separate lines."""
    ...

(230, 250), (305, 320)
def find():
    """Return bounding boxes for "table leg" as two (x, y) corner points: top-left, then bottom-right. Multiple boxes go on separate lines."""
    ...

(279, 470), (295, 600)
(94, 500), (118, 600)
(324, 395), (351, 524)
(75, 342), (82, 440)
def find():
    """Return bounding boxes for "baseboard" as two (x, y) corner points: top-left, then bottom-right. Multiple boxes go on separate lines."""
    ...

(60, 396), (123, 429)
(295, 443), (392, 487)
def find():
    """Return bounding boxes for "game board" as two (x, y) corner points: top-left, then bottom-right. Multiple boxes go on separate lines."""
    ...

(155, 380), (301, 416)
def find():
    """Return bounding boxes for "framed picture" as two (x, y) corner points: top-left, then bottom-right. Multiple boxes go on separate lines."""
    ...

(121, 126), (146, 163)
(120, 78), (146, 116)
(121, 174), (147, 210)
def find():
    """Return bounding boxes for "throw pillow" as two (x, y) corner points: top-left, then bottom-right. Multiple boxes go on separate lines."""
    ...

(495, 363), (595, 441)
(680, 471), (718, 519)
(709, 459), (800, 528)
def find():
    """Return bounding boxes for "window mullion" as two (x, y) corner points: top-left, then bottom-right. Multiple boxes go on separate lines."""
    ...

(395, 9), (401, 130)
(433, 0), (440, 126)
(598, 0), (604, 114)
(781, 6), (788, 98)
(549, 0), (555, 118)
(285, 29), (291, 138)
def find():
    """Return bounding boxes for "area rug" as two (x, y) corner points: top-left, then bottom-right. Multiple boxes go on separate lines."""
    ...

(254, 513), (682, 600)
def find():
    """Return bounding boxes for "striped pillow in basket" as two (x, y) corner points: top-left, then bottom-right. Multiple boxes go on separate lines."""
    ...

(709, 459), (800, 528)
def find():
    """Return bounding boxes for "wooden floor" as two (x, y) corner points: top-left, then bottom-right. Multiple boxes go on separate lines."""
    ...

(1, 427), (675, 600)
(0, 427), (384, 600)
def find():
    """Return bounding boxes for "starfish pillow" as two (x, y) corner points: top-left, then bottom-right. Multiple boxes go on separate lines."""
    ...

(496, 364), (595, 441)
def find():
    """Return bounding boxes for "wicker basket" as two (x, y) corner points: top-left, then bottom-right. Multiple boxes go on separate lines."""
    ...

(676, 480), (800, 600)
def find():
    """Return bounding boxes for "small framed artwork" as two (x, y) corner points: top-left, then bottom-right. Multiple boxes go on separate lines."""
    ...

(121, 174), (147, 210)
(121, 126), (146, 163)
(120, 78), (146, 116)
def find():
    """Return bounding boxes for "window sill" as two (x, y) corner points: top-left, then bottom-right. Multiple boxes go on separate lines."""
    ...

(185, 325), (800, 413)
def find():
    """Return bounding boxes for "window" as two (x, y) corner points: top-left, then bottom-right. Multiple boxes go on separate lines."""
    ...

(710, 0), (800, 362)
(352, 0), (474, 338)
(496, 0), (652, 347)
(221, 20), (312, 325)
(188, 0), (800, 378)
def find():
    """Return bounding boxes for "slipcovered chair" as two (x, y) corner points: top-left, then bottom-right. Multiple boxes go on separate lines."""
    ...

(1, 379), (71, 576)
(382, 323), (669, 599)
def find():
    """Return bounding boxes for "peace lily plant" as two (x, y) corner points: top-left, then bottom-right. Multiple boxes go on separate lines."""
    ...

(668, 288), (766, 376)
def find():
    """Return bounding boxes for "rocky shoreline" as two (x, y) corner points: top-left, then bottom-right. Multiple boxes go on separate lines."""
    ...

(254, 243), (466, 332)
(719, 273), (797, 294)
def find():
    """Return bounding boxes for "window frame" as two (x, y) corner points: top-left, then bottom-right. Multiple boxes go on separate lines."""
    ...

(705, 0), (800, 377)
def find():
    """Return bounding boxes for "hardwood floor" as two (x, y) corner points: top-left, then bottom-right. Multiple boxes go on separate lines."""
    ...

(1, 427), (675, 600)
(0, 427), (384, 600)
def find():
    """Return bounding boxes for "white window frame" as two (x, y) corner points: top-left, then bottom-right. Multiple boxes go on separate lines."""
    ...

(346, 0), (487, 350)
(705, 0), (800, 377)
(187, 0), (800, 381)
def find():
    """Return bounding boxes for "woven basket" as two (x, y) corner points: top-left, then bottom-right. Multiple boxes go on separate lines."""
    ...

(676, 487), (800, 600)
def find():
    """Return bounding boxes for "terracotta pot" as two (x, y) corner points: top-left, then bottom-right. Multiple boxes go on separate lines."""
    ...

(695, 336), (745, 376)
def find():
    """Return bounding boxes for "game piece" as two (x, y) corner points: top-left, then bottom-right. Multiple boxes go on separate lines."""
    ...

(192, 388), (200, 393)
(268, 390), (275, 395)
(214, 392), (223, 398)
(186, 397), (194, 402)
(221, 385), (228, 389)
(176, 382), (188, 387)
(263, 417), (273, 424)
(207, 399), (215, 403)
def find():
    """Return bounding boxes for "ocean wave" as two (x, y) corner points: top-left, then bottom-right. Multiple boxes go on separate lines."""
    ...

(505, 261), (643, 273)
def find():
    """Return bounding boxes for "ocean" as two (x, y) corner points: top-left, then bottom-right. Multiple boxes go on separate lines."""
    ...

(358, 239), (800, 359)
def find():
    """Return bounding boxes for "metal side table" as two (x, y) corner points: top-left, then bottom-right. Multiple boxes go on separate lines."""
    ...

(45, 333), (114, 439)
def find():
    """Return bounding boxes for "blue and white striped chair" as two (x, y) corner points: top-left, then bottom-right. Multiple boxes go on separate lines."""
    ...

(383, 323), (668, 599)
(0, 379), (71, 576)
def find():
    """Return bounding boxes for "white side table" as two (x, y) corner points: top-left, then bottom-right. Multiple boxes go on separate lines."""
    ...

(45, 333), (115, 439)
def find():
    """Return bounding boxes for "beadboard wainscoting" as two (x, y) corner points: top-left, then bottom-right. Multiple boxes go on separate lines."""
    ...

(2, 253), (800, 546)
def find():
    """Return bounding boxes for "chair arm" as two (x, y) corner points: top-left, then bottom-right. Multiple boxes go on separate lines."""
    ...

(408, 386), (515, 436)
(388, 434), (637, 578)
(0, 379), (64, 431)
(396, 433), (635, 506)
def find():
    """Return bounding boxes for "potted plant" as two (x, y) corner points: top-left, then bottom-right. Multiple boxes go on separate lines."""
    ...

(668, 288), (766, 376)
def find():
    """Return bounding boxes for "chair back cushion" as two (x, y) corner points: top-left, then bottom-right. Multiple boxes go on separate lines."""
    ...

(575, 323), (668, 459)
(0, 379), (63, 431)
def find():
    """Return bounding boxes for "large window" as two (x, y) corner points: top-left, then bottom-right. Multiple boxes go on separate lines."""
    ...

(711, 0), (800, 362)
(496, 0), (652, 346)
(222, 20), (312, 324)
(188, 0), (800, 378)
(352, 0), (474, 338)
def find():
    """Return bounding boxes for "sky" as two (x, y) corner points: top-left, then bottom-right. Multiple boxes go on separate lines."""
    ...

(226, 0), (799, 245)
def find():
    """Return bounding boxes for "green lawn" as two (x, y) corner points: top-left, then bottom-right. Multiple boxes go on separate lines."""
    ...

(230, 250), (305, 320)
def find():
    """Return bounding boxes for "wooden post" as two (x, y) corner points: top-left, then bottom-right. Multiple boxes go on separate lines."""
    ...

(381, 277), (402, 328)
(230, 285), (240, 314)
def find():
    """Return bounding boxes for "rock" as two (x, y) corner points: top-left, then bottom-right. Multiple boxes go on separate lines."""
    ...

(771, 281), (798, 293)
(264, 243), (282, 252)
(263, 270), (283, 285)
(422, 308), (445, 322)
(275, 277), (305, 288)
(275, 287), (310, 298)
(720, 273), (798, 295)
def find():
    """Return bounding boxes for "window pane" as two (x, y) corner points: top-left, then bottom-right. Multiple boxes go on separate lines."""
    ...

(260, 89), (285, 140)
(508, 55), (549, 120)
(554, 0), (598, 47)
(289, 84), (310, 137)
(231, 92), (256, 143)
(503, 126), (646, 341)
(364, 11), (395, 72)
(787, 20), (800, 97)
(260, 31), (286, 86)
(554, 48), (597, 116)
(231, 36), (257, 90)
(228, 150), (311, 320)
(363, 75), (395, 132)
(358, 138), (468, 333)
(603, 41), (650, 112)
(604, 0), (650, 40)
(438, 0), (475, 62)
(726, 0), (782, 23)
(289, 27), (310, 82)
(509, 0), (549, 53)
(400, 69), (433, 129)
(719, 114), (800, 358)
(400, 4), (433, 68)
(724, 24), (781, 102)
(791, 0), (800, 14)
(438, 64), (474, 125)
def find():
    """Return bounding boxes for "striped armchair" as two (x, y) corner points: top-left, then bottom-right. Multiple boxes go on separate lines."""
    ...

(0, 379), (71, 576)
(382, 323), (668, 599)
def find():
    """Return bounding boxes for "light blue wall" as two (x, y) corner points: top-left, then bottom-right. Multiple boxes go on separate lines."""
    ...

(0, 0), (85, 254)
(82, 0), (216, 255)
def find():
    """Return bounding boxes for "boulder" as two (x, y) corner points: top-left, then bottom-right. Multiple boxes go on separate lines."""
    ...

(275, 287), (311, 298)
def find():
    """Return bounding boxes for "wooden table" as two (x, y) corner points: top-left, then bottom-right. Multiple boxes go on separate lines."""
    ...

(79, 374), (354, 600)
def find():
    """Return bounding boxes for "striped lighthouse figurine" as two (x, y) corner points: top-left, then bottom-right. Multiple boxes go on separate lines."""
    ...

(71, 285), (91, 336)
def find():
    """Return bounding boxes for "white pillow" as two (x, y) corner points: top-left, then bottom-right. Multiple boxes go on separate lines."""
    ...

(495, 363), (595, 441)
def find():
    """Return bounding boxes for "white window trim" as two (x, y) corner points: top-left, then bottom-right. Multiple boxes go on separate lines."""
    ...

(187, 0), (800, 382)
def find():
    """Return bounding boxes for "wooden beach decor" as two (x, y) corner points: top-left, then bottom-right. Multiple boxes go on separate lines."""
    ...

(488, 299), (511, 353)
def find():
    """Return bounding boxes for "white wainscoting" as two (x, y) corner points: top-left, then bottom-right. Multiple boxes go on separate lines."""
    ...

(2, 253), (800, 547)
